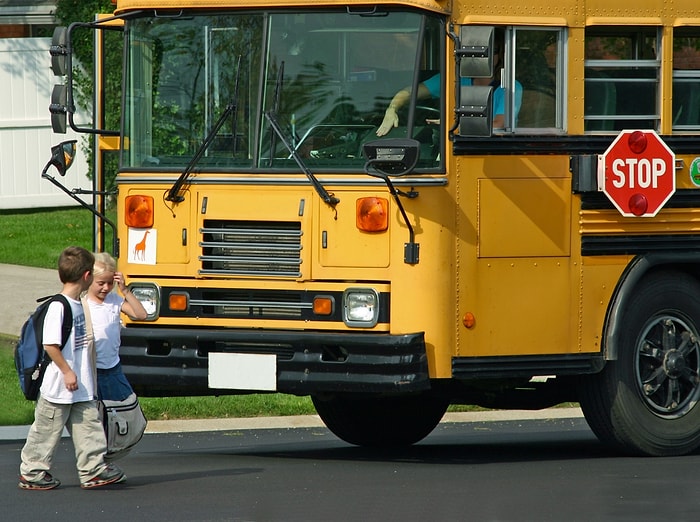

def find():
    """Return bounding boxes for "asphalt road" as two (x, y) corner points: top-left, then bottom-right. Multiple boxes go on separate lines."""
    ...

(3, 415), (700, 522)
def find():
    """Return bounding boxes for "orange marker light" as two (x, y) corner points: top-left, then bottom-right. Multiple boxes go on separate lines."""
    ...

(125, 195), (154, 228)
(356, 197), (388, 232)
(169, 293), (188, 311)
(462, 312), (476, 329)
(313, 296), (334, 316)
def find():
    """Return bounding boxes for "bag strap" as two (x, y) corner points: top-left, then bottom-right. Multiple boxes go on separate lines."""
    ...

(80, 295), (97, 391)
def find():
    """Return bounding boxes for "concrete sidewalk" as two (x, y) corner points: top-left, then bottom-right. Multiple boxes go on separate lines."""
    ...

(0, 263), (61, 337)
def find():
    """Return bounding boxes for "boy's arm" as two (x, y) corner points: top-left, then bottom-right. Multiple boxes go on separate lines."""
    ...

(44, 344), (78, 391)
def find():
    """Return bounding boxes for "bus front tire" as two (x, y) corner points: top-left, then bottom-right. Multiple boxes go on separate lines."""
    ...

(311, 392), (448, 448)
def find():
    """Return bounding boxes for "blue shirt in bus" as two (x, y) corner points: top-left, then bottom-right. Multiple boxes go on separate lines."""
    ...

(422, 73), (523, 121)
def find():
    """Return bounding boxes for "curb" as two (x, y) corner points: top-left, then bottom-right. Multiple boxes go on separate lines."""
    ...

(0, 407), (584, 441)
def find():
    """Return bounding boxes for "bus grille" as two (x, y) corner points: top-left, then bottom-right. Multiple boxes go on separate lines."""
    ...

(199, 220), (302, 277)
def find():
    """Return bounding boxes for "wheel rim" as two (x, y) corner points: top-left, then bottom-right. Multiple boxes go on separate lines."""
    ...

(636, 315), (700, 418)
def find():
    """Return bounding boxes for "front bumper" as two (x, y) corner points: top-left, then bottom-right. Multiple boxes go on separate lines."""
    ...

(119, 326), (430, 396)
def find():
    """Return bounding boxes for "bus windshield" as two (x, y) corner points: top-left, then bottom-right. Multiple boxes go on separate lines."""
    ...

(123, 9), (442, 171)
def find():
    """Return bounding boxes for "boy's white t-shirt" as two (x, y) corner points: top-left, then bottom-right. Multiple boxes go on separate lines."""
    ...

(40, 295), (96, 403)
(87, 292), (124, 370)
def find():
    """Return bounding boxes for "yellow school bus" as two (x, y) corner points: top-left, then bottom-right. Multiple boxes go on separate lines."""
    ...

(47, 0), (700, 456)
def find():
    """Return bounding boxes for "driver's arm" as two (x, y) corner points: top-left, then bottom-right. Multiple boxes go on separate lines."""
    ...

(376, 83), (432, 136)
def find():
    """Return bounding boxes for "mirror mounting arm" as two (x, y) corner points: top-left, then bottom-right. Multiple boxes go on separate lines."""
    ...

(362, 138), (421, 264)
(41, 141), (119, 256)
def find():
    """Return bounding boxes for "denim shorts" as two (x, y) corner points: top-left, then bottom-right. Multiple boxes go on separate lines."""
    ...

(97, 363), (134, 402)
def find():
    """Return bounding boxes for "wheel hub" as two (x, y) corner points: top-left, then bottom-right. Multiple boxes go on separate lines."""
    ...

(663, 350), (687, 379)
(637, 316), (700, 416)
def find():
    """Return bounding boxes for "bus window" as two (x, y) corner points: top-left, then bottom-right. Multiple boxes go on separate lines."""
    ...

(584, 26), (660, 132)
(261, 12), (442, 170)
(456, 25), (566, 135)
(514, 27), (565, 132)
(672, 28), (700, 132)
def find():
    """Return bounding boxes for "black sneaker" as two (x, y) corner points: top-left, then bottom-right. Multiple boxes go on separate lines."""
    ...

(80, 464), (125, 489)
(18, 472), (61, 490)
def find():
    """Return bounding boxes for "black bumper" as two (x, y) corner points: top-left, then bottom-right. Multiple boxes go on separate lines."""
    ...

(119, 326), (430, 397)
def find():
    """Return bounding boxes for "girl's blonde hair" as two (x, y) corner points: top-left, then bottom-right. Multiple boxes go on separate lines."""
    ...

(93, 251), (117, 277)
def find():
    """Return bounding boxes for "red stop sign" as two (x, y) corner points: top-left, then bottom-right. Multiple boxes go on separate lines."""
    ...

(601, 130), (675, 217)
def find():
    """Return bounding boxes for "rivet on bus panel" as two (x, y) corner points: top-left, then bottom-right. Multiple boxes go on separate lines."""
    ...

(463, 312), (476, 329)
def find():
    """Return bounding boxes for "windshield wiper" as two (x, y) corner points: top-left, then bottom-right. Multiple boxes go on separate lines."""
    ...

(265, 60), (337, 208)
(166, 57), (241, 203)
(265, 111), (339, 207)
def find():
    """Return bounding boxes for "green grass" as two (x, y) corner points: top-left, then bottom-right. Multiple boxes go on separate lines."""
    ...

(1, 334), (315, 426)
(0, 207), (104, 268)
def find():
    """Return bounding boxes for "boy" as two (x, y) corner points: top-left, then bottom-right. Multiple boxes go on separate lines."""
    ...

(19, 246), (125, 490)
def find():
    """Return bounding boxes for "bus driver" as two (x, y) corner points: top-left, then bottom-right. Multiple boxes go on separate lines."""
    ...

(376, 35), (522, 136)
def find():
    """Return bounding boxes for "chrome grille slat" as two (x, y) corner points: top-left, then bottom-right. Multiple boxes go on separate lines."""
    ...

(200, 241), (302, 252)
(199, 255), (302, 265)
(190, 298), (311, 310)
(200, 220), (303, 278)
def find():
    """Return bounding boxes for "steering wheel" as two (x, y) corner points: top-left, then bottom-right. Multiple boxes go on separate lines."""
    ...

(414, 105), (441, 126)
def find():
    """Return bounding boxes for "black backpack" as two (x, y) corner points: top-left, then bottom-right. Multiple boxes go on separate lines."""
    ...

(14, 295), (72, 400)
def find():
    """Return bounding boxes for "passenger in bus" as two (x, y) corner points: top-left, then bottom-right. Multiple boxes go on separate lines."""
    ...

(376, 38), (522, 136)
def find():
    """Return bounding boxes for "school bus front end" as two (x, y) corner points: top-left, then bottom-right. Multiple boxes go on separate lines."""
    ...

(117, 181), (454, 397)
(111, 4), (456, 446)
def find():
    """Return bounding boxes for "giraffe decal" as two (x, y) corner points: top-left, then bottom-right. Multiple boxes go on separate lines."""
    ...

(128, 228), (157, 264)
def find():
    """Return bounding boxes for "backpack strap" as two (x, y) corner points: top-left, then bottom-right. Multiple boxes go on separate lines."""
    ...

(41, 294), (73, 350)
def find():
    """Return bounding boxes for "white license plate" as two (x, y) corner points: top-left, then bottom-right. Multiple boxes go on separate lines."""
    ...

(208, 353), (277, 391)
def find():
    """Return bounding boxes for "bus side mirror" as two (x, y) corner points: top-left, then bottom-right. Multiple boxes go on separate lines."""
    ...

(362, 138), (420, 177)
(50, 27), (69, 76)
(456, 85), (493, 137)
(44, 140), (77, 177)
(457, 25), (495, 78)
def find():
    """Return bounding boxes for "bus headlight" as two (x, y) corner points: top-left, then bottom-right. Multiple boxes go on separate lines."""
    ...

(343, 288), (379, 327)
(128, 284), (160, 321)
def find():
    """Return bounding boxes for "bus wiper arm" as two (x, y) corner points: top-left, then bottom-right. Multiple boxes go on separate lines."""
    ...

(167, 57), (241, 203)
(265, 111), (339, 207)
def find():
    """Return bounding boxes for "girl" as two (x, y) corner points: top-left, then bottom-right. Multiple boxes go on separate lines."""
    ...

(86, 252), (147, 401)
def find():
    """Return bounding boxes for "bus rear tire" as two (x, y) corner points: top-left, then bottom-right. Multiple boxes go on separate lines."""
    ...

(311, 392), (448, 447)
(580, 270), (700, 456)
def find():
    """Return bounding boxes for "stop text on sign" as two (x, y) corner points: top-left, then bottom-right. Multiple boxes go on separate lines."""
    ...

(610, 158), (667, 189)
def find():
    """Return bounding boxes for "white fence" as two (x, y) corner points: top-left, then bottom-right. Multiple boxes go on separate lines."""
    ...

(0, 37), (91, 210)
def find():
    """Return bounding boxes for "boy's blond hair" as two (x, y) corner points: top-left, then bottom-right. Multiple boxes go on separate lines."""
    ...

(58, 246), (94, 283)
(93, 252), (118, 277)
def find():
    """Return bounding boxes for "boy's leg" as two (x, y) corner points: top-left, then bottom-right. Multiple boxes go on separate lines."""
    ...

(65, 400), (110, 483)
(19, 396), (69, 482)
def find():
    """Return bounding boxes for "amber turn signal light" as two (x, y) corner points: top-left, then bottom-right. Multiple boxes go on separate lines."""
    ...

(125, 195), (154, 228)
(313, 296), (334, 315)
(356, 197), (388, 232)
(169, 293), (188, 311)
